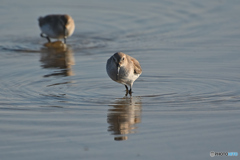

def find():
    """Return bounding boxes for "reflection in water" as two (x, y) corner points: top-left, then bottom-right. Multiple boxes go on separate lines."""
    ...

(40, 41), (75, 77)
(107, 96), (142, 141)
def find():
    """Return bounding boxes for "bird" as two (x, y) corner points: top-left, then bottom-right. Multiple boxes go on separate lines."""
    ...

(38, 14), (75, 43)
(106, 52), (142, 96)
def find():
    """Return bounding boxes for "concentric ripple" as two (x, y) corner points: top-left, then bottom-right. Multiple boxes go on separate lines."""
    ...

(1, 0), (240, 160)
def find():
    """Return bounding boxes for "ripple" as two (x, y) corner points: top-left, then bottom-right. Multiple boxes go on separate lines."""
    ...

(139, 75), (240, 109)
(0, 1), (240, 160)
(0, 0), (239, 112)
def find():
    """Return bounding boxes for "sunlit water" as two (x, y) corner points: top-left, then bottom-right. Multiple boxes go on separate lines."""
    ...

(0, 0), (240, 160)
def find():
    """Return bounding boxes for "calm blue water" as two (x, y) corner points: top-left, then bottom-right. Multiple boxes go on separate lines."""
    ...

(0, 0), (240, 160)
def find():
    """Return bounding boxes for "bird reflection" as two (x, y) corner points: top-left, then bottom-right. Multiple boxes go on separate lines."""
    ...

(40, 41), (75, 77)
(107, 96), (142, 141)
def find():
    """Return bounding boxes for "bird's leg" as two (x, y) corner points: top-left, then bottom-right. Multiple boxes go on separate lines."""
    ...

(129, 85), (133, 96)
(46, 37), (51, 43)
(125, 85), (129, 96)
(125, 85), (129, 91)
(64, 37), (66, 44)
(129, 89), (132, 96)
(40, 33), (44, 38)
(40, 33), (51, 43)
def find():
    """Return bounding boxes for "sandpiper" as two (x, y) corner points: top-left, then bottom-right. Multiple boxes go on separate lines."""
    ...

(38, 14), (75, 43)
(106, 52), (142, 95)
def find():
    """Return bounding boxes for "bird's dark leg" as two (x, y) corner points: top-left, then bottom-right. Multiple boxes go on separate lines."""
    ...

(46, 37), (51, 43)
(129, 89), (132, 94)
(40, 33), (51, 43)
(125, 85), (128, 90)
(129, 90), (132, 96)
(40, 33), (44, 38)
(125, 85), (129, 96)
(129, 85), (133, 96)
(64, 38), (66, 44)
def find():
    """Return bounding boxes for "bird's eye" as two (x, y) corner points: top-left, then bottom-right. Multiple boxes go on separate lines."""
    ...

(122, 57), (125, 60)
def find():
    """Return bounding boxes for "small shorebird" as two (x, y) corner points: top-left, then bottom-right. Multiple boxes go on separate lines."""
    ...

(106, 52), (142, 95)
(38, 14), (75, 43)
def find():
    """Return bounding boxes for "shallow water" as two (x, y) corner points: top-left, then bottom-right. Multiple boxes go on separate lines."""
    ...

(0, 0), (240, 159)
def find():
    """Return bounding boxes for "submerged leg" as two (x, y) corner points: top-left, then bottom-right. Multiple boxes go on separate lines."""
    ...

(40, 33), (51, 43)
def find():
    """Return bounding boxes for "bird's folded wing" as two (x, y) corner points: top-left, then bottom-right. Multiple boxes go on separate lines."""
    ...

(131, 58), (142, 74)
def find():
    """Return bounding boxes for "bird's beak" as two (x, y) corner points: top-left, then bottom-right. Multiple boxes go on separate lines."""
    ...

(117, 64), (120, 76)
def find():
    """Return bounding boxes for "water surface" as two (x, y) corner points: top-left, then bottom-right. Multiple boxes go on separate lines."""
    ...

(0, 0), (240, 160)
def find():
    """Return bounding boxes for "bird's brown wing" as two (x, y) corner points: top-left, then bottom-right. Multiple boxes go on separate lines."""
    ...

(131, 57), (142, 74)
